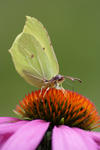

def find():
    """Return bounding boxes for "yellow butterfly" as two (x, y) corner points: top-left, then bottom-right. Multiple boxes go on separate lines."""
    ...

(9, 16), (81, 89)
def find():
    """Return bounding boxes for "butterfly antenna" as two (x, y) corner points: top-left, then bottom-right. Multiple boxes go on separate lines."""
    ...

(65, 76), (82, 83)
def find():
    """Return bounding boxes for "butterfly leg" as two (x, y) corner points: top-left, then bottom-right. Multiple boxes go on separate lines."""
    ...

(55, 83), (63, 90)
(39, 86), (45, 96)
(59, 84), (66, 94)
(43, 87), (50, 97)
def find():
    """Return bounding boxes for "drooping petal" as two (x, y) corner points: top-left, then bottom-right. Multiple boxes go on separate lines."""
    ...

(0, 117), (20, 124)
(89, 131), (100, 147)
(80, 130), (100, 149)
(0, 120), (28, 134)
(52, 125), (97, 150)
(73, 128), (98, 150)
(0, 119), (28, 149)
(2, 119), (50, 150)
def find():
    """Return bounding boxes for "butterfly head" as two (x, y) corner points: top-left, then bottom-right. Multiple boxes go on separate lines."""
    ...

(52, 74), (65, 85)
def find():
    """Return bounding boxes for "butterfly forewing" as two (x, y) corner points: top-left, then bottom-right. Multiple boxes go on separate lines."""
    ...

(23, 16), (59, 77)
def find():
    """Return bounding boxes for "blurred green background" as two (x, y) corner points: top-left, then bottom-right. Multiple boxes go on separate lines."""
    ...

(0, 0), (100, 130)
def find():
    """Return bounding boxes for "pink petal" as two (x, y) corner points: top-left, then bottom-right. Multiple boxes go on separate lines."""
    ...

(90, 132), (100, 149)
(0, 120), (28, 149)
(76, 129), (100, 149)
(0, 117), (21, 124)
(0, 120), (28, 134)
(52, 125), (97, 150)
(89, 131), (100, 147)
(0, 133), (11, 149)
(2, 119), (50, 150)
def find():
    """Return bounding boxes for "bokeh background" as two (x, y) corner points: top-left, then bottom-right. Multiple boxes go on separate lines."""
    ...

(0, 0), (100, 130)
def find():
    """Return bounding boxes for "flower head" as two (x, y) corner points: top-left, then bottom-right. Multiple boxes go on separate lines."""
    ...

(16, 88), (100, 130)
(0, 88), (100, 150)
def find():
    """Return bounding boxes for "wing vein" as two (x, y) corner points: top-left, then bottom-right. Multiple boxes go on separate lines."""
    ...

(37, 55), (46, 79)
(26, 56), (42, 77)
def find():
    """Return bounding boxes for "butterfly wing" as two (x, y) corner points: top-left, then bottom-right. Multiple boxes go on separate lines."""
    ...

(23, 16), (59, 78)
(9, 16), (59, 88)
(9, 32), (55, 87)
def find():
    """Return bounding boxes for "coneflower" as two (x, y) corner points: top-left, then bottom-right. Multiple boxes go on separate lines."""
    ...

(0, 88), (100, 150)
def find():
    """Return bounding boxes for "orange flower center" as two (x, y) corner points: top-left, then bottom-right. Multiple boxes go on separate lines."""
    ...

(15, 88), (100, 130)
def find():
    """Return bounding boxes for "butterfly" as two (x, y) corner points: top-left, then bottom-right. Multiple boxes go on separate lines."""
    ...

(9, 16), (81, 90)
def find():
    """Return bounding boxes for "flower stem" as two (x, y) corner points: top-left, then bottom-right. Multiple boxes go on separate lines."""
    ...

(37, 131), (51, 150)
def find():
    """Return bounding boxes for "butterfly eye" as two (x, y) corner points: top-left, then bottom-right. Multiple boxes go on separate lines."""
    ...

(58, 77), (65, 82)
(58, 78), (63, 81)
